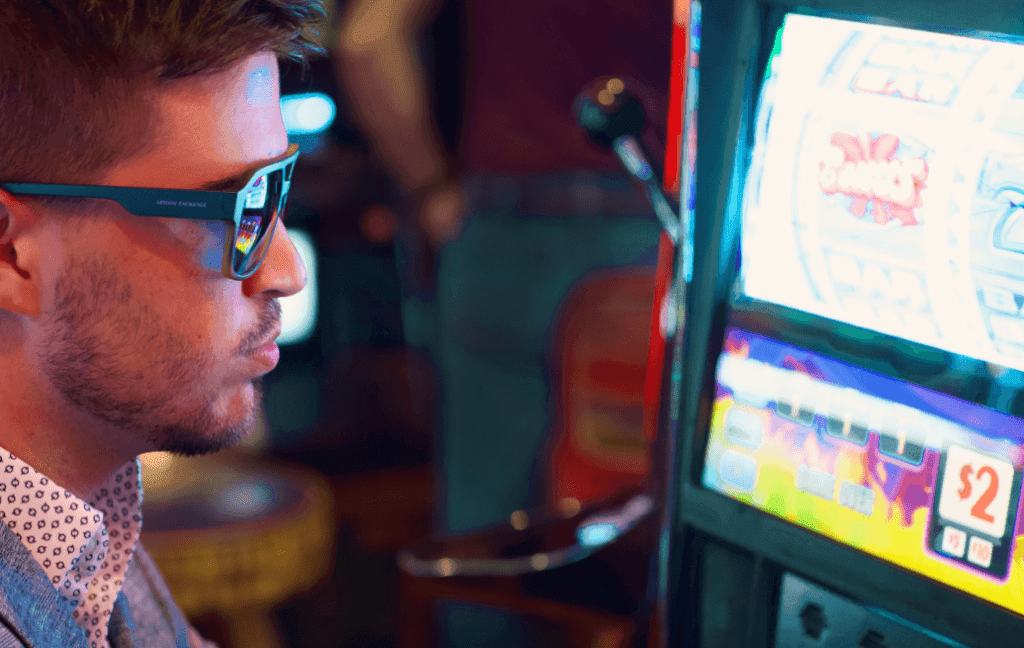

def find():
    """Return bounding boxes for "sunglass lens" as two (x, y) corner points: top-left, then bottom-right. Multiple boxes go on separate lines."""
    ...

(232, 170), (283, 277)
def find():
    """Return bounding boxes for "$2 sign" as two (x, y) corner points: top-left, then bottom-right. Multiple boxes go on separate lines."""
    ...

(958, 464), (998, 523)
(938, 445), (1015, 539)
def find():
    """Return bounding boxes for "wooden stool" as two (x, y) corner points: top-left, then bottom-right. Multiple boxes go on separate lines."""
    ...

(139, 453), (335, 648)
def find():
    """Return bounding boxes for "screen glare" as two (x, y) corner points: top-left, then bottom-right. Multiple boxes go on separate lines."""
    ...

(278, 228), (318, 345)
(741, 13), (1024, 371)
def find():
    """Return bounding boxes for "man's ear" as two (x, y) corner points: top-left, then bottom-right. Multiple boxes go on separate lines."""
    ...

(0, 189), (43, 318)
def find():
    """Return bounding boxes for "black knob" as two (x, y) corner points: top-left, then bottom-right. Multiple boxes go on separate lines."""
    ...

(574, 76), (645, 149)
(799, 602), (828, 640)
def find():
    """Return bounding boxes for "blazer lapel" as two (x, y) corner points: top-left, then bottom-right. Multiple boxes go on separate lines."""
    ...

(107, 592), (136, 648)
(107, 544), (189, 648)
(0, 524), (86, 648)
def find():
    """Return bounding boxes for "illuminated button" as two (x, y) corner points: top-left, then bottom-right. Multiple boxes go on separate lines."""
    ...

(719, 450), (758, 492)
(776, 377), (816, 426)
(826, 415), (869, 445)
(968, 536), (994, 568)
(776, 397), (815, 425)
(838, 481), (874, 516)
(877, 421), (925, 465)
(726, 407), (764, 451)
(776, 399), (814, 425)
(797, 464), (836, 501)
(825, 396), (869, 446)
(941, 526), (967, 558)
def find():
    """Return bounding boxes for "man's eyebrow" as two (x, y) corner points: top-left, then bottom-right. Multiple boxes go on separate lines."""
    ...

(198, 172), (250, 192)
(197, 148), (290, 191)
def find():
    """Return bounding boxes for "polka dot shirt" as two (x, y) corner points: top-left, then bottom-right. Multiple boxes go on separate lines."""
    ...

(0, 450), (143, 648)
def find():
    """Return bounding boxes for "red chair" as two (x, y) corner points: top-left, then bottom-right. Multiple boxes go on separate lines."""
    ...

(547, 266), (658, 512)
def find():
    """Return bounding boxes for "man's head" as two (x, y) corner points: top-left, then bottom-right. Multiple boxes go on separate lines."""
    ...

(0, 1), (325, 466)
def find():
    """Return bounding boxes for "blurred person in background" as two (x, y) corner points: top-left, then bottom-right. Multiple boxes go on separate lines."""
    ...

(337, 0), (672, 536)
(0, 1), (323, 646)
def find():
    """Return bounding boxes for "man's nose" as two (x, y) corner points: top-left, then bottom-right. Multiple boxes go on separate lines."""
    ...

(242, 217), (307, 298)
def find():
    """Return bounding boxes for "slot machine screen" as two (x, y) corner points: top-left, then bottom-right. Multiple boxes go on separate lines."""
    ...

(700, 12), (1024, 617)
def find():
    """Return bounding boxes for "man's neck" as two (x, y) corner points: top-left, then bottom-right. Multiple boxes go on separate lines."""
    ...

(0, 354), (140, 499)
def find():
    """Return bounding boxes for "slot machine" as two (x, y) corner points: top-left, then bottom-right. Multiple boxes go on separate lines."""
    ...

(661, 1), (1024, 646)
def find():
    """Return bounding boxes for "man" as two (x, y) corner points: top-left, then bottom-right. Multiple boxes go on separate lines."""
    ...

(338, 0), (669, 531)
(0, 1), (324, 646)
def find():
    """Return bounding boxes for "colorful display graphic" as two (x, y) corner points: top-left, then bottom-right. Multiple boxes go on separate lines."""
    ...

(235, 214), (261, 254)
(818, 132), (928, 227)
(742, 14), (1024, 371)
(704, 328), (1024, 613)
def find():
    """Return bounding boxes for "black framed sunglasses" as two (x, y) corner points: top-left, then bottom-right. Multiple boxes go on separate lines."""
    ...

(1, 143), (300, 280)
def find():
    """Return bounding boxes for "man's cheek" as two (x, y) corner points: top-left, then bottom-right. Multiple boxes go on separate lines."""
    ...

(200, 222), (226, 271)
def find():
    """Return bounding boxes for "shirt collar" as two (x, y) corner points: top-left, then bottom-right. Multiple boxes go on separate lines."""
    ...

(0, 449), (143, 618)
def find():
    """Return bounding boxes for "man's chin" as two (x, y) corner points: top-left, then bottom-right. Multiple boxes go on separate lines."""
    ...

(152, 380), (262, 457)
(155, 422), (252, 457)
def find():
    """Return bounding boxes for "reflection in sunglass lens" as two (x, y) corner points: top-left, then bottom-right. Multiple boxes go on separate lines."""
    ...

(245, 174), (268, 209)
(236, 213), (261, 255)
(232, 169), (283, 277)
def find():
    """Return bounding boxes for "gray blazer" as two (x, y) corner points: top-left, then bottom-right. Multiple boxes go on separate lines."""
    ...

(0, 522), (204, 648)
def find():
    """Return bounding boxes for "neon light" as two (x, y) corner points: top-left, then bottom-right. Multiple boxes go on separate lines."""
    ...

(577, 522), (618, 547)
(280, 93), (337, 135)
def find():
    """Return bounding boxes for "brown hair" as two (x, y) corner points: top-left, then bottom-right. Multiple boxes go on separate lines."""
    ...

(0, 0), (326, 195)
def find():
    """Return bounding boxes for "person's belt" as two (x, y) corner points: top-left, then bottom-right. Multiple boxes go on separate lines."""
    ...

(463, 173), (656, 217)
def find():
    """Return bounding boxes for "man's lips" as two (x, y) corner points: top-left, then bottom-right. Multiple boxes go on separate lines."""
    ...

(250, 325), (282, 352)
(245, 324), (282, 372)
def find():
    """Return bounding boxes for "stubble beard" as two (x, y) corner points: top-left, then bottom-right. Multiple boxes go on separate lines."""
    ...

(37, 254), (258, 457)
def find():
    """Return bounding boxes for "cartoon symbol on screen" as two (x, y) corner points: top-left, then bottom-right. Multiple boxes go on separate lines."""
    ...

(819, 131), (928, 226)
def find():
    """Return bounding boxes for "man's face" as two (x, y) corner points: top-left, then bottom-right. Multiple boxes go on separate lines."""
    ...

(31, 51), (305, 457)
